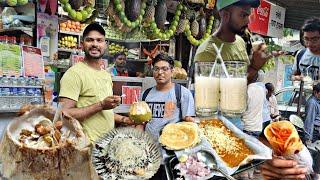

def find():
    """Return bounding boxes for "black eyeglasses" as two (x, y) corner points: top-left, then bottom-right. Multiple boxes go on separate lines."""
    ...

(153, 66), (172, 73)
(303, 36), (320, 44)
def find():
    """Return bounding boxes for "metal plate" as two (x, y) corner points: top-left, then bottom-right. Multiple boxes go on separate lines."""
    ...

(92, 127), (161, 180)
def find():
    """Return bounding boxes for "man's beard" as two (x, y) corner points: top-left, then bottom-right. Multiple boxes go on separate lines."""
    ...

(229, 24), (247, 35)
(84, 48), (105, 60)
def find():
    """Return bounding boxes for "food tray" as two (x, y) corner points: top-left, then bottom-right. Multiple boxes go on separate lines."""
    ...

(173, 115), (272, 176)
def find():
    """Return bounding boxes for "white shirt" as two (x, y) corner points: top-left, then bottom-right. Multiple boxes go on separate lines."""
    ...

(268, 94), (279, 116)
(242, 82), (266, 132)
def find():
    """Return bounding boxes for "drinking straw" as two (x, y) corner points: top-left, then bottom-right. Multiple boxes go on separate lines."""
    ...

(212, 43), (229, 78)
(209, 44), (224, 77)
(134, 90), (138, 103)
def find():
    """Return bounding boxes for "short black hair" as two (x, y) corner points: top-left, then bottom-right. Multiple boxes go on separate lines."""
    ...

(113, 52), (126, 60)
(152, 53), (174, 67)
(313, 83), (320, 93)
(302, 17), (320, 33)
(83, 23), (105, 38)
(265, 82), (274, 92)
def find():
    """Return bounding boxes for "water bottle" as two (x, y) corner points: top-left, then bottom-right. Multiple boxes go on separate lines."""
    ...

(0, 75), (10, 109)
(26, 87), (34, 105)
(34, 88), (42, 104)
(27, 76), (35, 86)
(26, 87), (35, 96)
(17, 85), (27, 108)
(1, 75), (10, 96)
(0, 75), (8, 86)
(9, 75), (18, 96)
(35, 76), (42, 86)
(18, 75), (26, 86)
(10, 75), (18, 86)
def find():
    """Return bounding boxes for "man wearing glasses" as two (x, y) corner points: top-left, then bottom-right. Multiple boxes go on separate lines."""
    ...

(59, 23), (133, 142)
(292, 17), (320, 81)
(142, 53), (195, 140)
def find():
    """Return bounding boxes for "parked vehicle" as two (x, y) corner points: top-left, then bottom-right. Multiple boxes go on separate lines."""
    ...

(275, 86), (313, 119)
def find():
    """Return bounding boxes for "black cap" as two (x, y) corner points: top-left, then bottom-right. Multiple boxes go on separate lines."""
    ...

(83, 23), (105, 38)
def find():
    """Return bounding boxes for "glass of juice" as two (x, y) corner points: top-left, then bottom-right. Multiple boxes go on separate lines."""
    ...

(194, 62), (220, 117)
(220, 61), (247, 117)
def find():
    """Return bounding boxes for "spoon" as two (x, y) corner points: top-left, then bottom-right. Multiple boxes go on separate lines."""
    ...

(197, 150), (236, 180)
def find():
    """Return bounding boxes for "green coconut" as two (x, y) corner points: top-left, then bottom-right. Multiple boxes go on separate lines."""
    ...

(129, 101), (152, 124)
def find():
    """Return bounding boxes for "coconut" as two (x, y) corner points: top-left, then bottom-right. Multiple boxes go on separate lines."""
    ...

(0, 106), (98, 179)
(129, 101), (152, 124)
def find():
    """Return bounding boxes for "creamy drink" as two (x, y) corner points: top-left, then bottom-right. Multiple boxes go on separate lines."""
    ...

(220, 77), (247, 116)
(194, 62), (219, 116)
(195, 76), (219, 116)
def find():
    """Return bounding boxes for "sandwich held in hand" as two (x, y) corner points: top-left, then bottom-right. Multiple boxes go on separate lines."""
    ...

(264, 121), (303, 156)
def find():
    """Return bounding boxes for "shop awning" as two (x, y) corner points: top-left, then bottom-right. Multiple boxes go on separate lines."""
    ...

(268, 0), (320, 30)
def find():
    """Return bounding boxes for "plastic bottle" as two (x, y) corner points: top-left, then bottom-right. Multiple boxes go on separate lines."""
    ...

(10, 75), (18, 86)
(34, 88), (42, 104)
(0, 75), (10, 110)
(0, 75), (8, 86)
(1, 75), (10, 96)
(26, 87), (34, 96)
(35, 76), (42, 86)
(18, 75), (26, 86)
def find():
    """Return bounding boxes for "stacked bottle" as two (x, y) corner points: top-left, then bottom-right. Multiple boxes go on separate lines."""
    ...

(0, 75), (44, 110)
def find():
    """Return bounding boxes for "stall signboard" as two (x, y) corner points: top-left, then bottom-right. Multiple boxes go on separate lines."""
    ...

(122, 86), (142, 105)
(71, 54), (85, 65)
(22, 46), (45, 79)
(248, 0), (286, 38)
(0, 43), (22, 76)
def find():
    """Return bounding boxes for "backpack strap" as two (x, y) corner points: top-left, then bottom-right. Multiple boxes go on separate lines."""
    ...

(174, 83), (182, 120)
(142, 87), (152, 101)
(296, 48), (307, 74)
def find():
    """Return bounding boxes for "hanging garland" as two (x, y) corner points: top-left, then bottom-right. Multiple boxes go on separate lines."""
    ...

(185, 16), (214, 46)
(148, 3), (186, 40)
(59, 0), (95, 22)
(113, 0), (147, 29)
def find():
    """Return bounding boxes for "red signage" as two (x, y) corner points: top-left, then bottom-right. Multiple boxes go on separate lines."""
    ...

(249, 0), (286, 38)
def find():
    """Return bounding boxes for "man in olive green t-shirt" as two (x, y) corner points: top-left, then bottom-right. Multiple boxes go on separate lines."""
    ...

(194, 0), (270, 83)
(59, 23), (133, 142)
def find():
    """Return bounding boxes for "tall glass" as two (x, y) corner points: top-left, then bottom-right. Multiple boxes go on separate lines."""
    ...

(220, 61), (247, 117)
(194, 62), (220, 117)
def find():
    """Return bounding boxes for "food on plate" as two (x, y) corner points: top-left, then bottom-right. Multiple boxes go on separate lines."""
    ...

(93, 128), (161, 179)
(199, 119), (253, 167)
(159, 122), (200, 150)
(129, 101), (152, 124)
(97, 134), (148, 176)
(175, 154), (211, 179)
(264, 121), (303, 156)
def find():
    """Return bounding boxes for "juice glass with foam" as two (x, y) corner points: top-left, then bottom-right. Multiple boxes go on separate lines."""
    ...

(194, 62), (220, 116)
(220, 61), (247, 117)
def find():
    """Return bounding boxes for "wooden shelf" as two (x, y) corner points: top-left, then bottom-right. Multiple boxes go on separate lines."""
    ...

(59, 30), (82, 36)
(0, 27), (33, 36)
